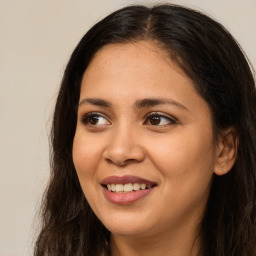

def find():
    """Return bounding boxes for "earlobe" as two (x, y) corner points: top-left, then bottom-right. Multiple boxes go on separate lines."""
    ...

(214, 127), (239, 176)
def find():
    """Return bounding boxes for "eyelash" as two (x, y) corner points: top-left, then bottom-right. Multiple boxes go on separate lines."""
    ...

(80, 112), (178, 127)
(144, 112), (178, 126)
(81, 112), (110, 126)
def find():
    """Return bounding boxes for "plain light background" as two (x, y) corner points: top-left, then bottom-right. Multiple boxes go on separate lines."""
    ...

(0, 0), (255, 255)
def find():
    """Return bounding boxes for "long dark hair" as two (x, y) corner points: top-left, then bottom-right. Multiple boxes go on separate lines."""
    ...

(34, 4), (256, 256)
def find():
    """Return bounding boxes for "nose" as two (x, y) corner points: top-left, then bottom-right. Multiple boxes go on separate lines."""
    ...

(103, 126), (145, 166)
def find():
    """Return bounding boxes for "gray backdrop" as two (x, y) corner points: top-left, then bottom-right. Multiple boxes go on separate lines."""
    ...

(1, 0), (255, 255)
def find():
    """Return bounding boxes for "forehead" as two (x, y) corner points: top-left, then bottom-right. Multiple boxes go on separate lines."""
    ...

(90, 40), (173, 68)
(81, 41), (193, 97)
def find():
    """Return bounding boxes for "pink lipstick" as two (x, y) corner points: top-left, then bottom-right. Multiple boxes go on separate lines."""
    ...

(101, 175), (157, 205)
(101, 175), (156, 185)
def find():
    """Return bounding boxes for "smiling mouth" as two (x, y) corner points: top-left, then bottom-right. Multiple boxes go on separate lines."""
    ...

(101, 175), (157, 194)
(101, 175), (157, 204)
(103, 183), (157, 193)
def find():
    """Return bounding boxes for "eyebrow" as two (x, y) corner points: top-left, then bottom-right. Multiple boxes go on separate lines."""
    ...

(78, 97), (189, 111)
(135, 98), (189, 111)
(79, 98), (112, 107)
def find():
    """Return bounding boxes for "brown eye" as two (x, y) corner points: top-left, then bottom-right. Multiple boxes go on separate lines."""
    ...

(145, 113), (176, 126)
(149, 116), (161, 125)
(81, 113), (110, 126)
(88, 116), (100, 125)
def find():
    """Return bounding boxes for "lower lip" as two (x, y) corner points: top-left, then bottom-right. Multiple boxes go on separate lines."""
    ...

(103, 186), (155, 205)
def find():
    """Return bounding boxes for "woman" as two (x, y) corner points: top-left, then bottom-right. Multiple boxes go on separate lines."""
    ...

(35, 4), (256, 256)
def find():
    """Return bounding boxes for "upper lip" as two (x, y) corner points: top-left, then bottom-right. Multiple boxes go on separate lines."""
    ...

(101, 175), (157, 186)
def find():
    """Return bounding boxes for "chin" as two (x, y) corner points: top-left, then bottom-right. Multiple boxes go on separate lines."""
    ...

(100, 214), (151, 237)
(106, 224), (147, 237)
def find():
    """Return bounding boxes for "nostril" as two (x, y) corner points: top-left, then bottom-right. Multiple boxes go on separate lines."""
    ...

(103, 141), (145, 166)
(105, 157), (144, 167)
(105, 158), (126, 166)
(104, 157), (132, 166)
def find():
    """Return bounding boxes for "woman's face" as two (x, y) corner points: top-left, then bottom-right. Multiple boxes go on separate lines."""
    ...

(73, 41), (220, 238)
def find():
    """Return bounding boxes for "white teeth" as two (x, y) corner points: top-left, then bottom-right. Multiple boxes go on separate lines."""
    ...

(106, 183), (152, 192)
(133, 183), (141, 191)
(124, 183), (133, 192)
(111, 184), (116, 192)
(141, 184), (146, 190)
(115, 184), (124, 192)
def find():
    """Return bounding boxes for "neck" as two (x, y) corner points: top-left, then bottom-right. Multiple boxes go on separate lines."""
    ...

(110, 221), (202, 256)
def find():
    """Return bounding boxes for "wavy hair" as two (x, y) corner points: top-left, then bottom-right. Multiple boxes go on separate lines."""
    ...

(34, 4), (256, 256)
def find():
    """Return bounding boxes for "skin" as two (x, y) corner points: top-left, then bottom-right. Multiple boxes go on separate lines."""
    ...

(72, 41), (237, 256)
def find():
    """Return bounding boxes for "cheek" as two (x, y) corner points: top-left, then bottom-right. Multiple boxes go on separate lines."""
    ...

(147, 127), (216, 195)
(72, 133), (106, 215)
(72, 133), (102, 188)
(146, 133), (215, 224)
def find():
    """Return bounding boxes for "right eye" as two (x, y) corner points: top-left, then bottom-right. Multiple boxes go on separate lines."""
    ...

(81, 113), (110, 126)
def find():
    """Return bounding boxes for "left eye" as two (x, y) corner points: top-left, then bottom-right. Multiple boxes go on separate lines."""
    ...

(145, 114), (176, 126)
(81, 113), (110, 126)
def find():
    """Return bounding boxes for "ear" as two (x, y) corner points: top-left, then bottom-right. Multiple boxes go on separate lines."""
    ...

(214, 127), (239, 176)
